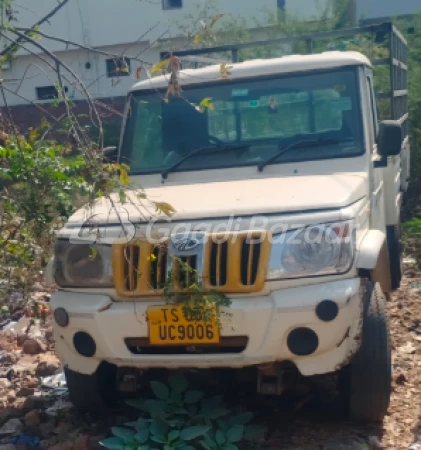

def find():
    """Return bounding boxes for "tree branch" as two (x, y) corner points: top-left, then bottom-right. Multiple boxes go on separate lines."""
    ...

(9, 28), (103, 146)
(15, 27), (154, 66)
(0, 0), (70, 57)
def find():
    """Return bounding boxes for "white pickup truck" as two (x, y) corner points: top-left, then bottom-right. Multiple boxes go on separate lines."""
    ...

(49, 22), (410, 423)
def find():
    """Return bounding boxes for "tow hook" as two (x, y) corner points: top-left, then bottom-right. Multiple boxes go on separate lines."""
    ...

(257, 363), (284, 395)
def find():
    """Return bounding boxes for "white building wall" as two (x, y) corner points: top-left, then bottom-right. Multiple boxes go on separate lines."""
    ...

(0, 0), (278, 106)
(1, 43), (160, 106)
(285, 0), (331, 20)
(8, 0), (277, 54)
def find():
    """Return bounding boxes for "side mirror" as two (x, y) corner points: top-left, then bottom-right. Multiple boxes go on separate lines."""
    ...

(377, 120), (403, 157)
(102, 146), (118, 162)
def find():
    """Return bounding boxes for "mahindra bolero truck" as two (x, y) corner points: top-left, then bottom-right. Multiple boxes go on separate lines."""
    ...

(48, 23), (410, 422)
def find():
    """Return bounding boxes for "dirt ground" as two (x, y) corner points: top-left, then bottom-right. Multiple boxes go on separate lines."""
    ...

(0, 273), (420, 450)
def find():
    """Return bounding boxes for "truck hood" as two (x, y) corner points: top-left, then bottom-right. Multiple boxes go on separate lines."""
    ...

(68, 173), (367, 225)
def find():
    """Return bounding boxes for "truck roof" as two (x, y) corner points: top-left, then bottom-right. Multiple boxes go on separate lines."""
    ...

(131, 51), (371, 92)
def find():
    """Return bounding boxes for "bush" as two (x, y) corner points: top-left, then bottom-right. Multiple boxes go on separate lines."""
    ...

(100, 373), (265, 450)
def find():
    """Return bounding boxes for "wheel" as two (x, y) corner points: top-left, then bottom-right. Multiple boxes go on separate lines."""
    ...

(65, 363), (117, 411)
(341, 281), (391, 422)
(387, 224), (402, 290)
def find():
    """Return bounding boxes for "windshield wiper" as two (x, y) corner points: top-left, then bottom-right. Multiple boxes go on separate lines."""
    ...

(161, 143), (250, 180)
(257, 138), (340, 172)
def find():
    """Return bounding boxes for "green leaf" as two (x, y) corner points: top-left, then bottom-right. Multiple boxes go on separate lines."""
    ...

(180, 426), (211, 441)
(111, 427), (135, 442)
(201, 395), (223, 413)
(226, 425), (244, 443)
(151, 436), (167, 444)
(229, 412), (253, 426)
(216, 420), (229, 432)
(134, 429), (149, 444)
(169, 373), (188, 394)
(208, 407), (229, 420)
(125, 398), (147, 410)
(187, 404), (198, 417)
(151, 59), (169, 75)
(120, 168), (130, 185)
(168, 430), (180, 441)
(100, 437), (125, 449)
(216, 430), (226, 445)
(199, 440), (213, 450)
(180, 447), (196, 450)
(119, 189), (127, 204)
(151, 381), (170, 400)
(150, 418), (169, 438)
(222, 445), (239, 450)
(153, 201), (176, 216)
(184, 390), (204, 404)
(243, 425), (266, 442)
(143, 399), (167, 417)
(89, 246), (98, 260)
(130, 418), (149, 433)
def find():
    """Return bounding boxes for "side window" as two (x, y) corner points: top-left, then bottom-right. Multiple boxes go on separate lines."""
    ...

(367, 75), (379, 139)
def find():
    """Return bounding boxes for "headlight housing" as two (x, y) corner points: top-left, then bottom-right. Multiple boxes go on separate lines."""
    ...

(54, 240), (114, 288)
(267, 221), (355, 280)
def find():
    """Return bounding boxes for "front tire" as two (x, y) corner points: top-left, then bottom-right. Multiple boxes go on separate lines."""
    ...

(342, 282), (391, 422)
(387, 224), (402, 291)
(65, 363), (117, 412)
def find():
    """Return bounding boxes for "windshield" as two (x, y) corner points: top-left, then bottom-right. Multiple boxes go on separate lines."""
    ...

(120, 68), (363, 174)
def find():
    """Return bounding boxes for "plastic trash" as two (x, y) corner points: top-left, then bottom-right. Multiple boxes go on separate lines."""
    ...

(41, 370), (67, 389)
(2, 321), (17, 331)
(9, 434), (40, 449)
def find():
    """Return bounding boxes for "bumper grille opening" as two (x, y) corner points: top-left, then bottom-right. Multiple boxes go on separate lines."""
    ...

(240, 238), (261, 286)
(125, 336), (248, 355)
(150, 245), (168, 289)
(124, 245), (140, 291)
(177, 255), (198, 289)
(209, 241), (228, 287)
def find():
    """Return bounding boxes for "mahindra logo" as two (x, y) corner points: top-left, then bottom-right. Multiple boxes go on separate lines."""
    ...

(172, 238), (200, 252)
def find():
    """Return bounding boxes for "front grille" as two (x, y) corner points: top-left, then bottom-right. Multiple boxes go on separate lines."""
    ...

(112, 231), (270, 297)
(125, 336), (248, 355)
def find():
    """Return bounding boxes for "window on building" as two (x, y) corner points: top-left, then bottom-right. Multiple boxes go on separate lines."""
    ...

(36, 85), (68, 101)
(106, 57), (131, 77)
(162, 0), (182, 10)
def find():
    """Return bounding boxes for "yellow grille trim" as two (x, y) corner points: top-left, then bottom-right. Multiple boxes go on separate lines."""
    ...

(112, 231), (271, 297)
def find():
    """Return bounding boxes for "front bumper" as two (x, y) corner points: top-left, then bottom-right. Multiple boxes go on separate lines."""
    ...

(51, 278), (363, 376)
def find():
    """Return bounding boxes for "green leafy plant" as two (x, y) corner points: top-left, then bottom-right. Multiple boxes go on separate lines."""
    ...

(100, 373), (265, 450)
(162, 256), (232, 325)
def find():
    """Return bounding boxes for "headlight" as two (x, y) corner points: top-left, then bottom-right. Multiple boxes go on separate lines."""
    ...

(267, 221), (355, 280)
(54, 240), (114, 288)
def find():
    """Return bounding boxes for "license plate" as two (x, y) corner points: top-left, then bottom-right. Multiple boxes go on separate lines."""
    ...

(147, 305), (220, 345)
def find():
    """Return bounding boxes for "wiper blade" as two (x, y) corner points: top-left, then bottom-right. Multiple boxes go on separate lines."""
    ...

(161, 143), (250, 180)
(257, 138), (340, 172)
